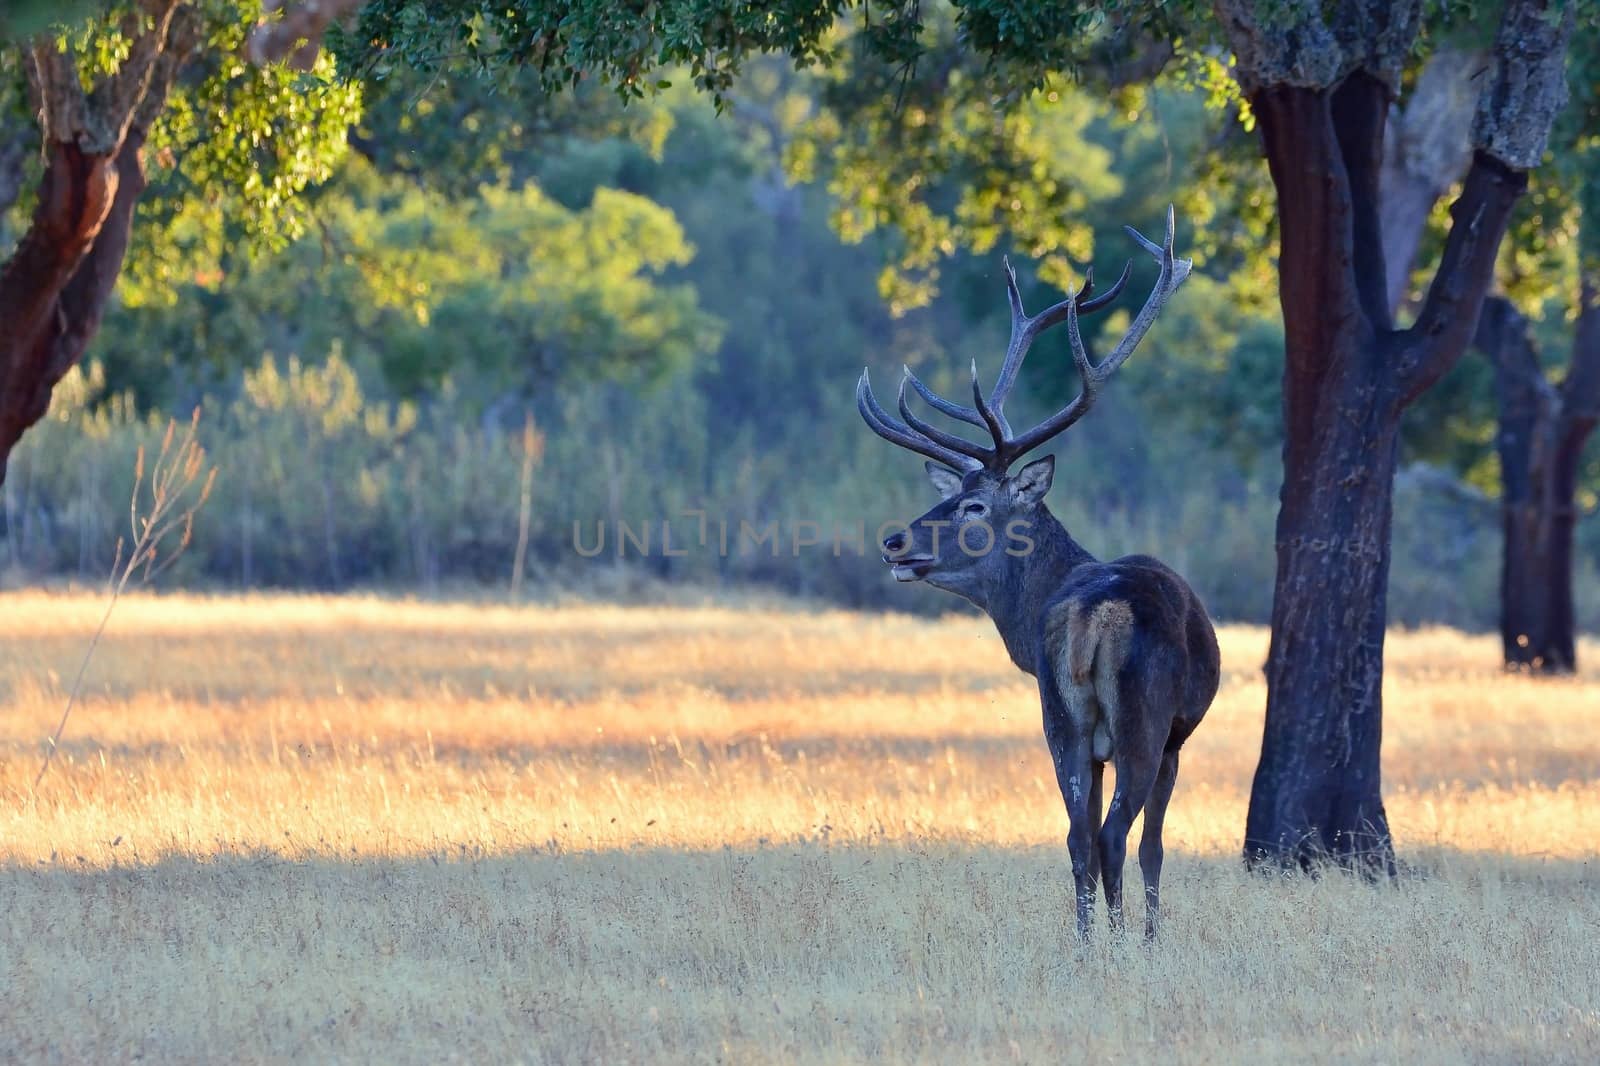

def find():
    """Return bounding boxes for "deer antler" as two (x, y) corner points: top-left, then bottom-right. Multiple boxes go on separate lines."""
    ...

(858, 206), (1190, 474)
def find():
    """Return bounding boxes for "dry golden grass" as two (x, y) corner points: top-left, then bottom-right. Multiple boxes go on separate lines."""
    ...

(1, 590), (1596, 1063)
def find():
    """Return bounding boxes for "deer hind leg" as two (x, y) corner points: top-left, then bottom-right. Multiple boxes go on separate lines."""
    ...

(1098, 749), (1158, 935)
(1086, 760), (1104, 886)
(1139, 750), (1180, 940)
(1042, 673), (1100, 941)
(1061, 738), (1098, 942)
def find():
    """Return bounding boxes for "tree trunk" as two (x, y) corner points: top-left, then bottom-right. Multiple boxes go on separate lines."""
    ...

(1541, 422), (1582, 672)
(1244, 79), (1400, 871)
(1479, 296), (1558, 669)
(1476, 289), (1600, 673)
(1243, 72), (1528, 871)
(1485, 285), (1600, 671)
(0, 6), (190, 485)
(1218, 0), (1571, 871)
(1549, 288), (1600, 665)
(0, 140), (129, 482)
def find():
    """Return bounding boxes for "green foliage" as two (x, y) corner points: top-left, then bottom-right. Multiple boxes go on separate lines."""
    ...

(123, 11), (360, 301)
(341, 1), (1263, 312)
(342, 0), (850, 103)
(340, 0), (1599, 531)
(100, 158), (721, 407)
(351, 63), (675, 196)
(331, 171), (719, 396)
(1123, 273), (1285, 471)
(802, 74), (1121, 312)
(341, 0), (1217, 104)
(2, 3), (360, 307)
(146, 48), (360, 250)
(1559, 20), (1600, 275)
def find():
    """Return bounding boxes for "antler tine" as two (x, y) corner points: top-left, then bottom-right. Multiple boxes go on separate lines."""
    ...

(991, 288), (1097, 464)
(989, 259), (1134, 414)
(1002, 207), (1191, 462)
(896, 370), (995, 464)
(1097, 203), (1191, 379)
(1063, 259), (1133, 315)
(991, 259), (1031, 434)
(970, 360), (1008, 454)
(1015, 260), (1134, 346)
(858, 212), (1185, 477)
(856, 369), (983, 472)
(1003, 256), (1025, 321)
(905, 365), (986, 429)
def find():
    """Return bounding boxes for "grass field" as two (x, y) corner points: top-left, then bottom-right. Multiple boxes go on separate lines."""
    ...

(1, 591), (1597, 1062)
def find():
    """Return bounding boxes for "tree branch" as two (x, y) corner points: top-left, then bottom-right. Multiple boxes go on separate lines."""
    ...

(1395, 0), (1573, 405)
(27, 39), (88, 145)
(246, 0), (367, 70)
(1379, 47), (1482, 313)
(1472, 0), (1575, 171)
(1395, 152), (1526, 404)
(82, 0), (181, 153)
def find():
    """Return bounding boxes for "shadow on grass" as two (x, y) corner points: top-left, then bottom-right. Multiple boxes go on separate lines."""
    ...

(4, 839), (1596, 1061)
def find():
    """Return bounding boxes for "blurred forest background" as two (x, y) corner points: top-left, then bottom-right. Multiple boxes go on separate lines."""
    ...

(1, 7), (1594, 629)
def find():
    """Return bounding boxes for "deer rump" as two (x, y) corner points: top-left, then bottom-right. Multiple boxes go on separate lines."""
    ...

(1043, 556), (1208, 765)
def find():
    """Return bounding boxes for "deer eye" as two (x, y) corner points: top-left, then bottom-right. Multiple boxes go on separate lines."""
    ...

(960, 499), (988, 517)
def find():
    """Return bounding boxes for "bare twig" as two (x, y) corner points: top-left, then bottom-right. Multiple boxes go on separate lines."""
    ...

(32, 410), (217, 793)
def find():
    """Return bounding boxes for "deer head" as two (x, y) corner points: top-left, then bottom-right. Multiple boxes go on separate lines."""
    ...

(861, 208), (1192, 595)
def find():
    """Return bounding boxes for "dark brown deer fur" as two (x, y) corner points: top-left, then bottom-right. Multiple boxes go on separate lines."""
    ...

(860, 210), (1220, 938)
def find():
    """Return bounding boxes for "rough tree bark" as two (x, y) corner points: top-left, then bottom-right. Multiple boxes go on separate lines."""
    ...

(0, 3), (195, 485)
(1476, 290), (1600, 672)
(1214, 0), (1574, 871)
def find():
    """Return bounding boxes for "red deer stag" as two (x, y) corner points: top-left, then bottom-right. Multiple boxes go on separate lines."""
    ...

(857, 208), (1219, 939)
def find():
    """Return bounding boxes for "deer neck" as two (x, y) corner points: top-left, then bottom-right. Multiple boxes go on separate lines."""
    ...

(972, 505), (1096, 676)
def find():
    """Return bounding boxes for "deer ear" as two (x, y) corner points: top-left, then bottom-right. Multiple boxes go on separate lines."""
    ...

(1010, 455), (1055, 505)
(925, 461), (964, 499)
